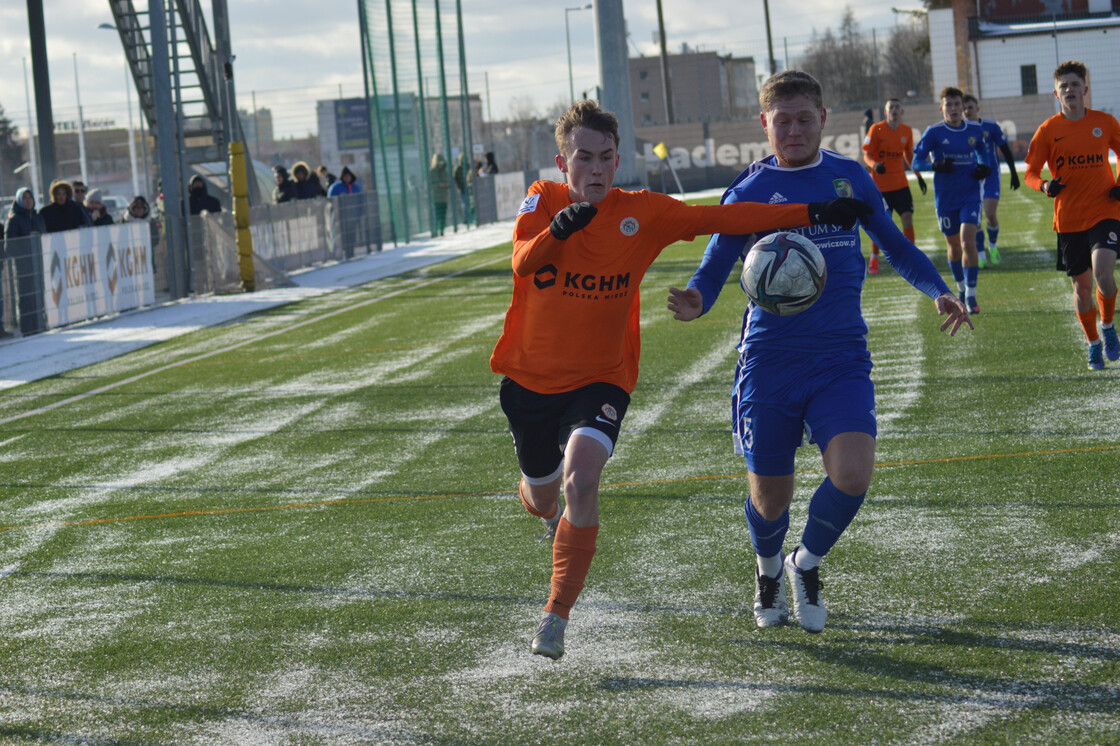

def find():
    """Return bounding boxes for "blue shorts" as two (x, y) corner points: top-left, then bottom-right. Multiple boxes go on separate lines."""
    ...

(731, 348), (877, 476)
(937, 203), (982, 236)
(980, 172), (1001, 201)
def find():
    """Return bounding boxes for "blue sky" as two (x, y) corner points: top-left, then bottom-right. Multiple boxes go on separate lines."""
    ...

(0, 1), (914, 140)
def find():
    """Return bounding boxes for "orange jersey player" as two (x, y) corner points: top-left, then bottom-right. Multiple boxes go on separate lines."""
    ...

(492, 99), (872, 660)
(1024, 60), (1120, 370)
(861, 98), (926, 274)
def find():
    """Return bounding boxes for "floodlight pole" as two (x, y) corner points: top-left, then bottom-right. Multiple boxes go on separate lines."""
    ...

(565, 5), (591, 104)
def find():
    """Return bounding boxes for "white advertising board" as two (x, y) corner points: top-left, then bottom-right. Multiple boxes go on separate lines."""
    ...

(41, 222), (155, 329)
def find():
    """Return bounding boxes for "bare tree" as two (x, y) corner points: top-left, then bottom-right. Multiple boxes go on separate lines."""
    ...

(882, 16), (933, 102)
(800, 8), (878, 111)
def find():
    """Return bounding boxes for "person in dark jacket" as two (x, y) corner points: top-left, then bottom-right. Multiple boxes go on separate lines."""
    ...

(85, 188), (115, 226)
(317, 165), (337, 188)
(188, 174), (222, 215)
(4, 187), (47, 335)
(291, 161), (326, 200)
(273, 165), (297, 204)
(40, 180), (89, 232)
(482, 151), (499, 174)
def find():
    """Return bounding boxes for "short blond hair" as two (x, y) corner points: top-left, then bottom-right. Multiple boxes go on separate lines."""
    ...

(554, 100), (619, 157)
(759, 71), (823, 112)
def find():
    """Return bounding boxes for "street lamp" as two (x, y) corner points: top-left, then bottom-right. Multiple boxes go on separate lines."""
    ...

(565, 4), (592, 104)
(98, 22), (142, 199)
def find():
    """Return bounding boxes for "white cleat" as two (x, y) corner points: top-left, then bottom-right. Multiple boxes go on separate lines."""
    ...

(531, 612), (567, 659)
(784, 549), (828, 633)
(539, 508), (562, 542)
(753, 563), (789, 628)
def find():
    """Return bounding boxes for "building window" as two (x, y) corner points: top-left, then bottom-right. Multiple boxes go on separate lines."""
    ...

(642, 114), (653, 125)
(640, 91), (651, 103)
(1021, 64), (1037, 96)
(639, 70), (649, 80)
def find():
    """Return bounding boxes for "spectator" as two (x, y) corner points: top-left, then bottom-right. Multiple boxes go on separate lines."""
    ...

(124, 195), (151, 222)
(273, 165), (297, 204)
(85, 188), (115, 226)
(326, 166), (361, 197)
(71, 180), (94, 225)
(327, 167), (362, 259)
(474, 159), (484, 177)
(0, 217), (7, 339)
(40, 180), (88, 233)
(292, 161), (326, 200)
(188, 174), (222, 215)
(482, 151), (499, 174)
(5, 187), (47, 335)
(453, 152), (473, 224)
(429, 153), (450, 237)
(317, 165), (337, 188)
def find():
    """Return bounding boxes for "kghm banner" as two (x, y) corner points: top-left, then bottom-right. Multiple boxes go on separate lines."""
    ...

(41, 223), (155, 329)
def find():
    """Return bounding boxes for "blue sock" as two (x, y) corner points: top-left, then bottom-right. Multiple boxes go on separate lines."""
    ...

(965, 265), (979, 294)
(988, 225), (999, 245)
(801, 477), (865, 558)
(949, 260), (964, 283)
(745, 498), (789, 560)
(977, 228), (985, 252)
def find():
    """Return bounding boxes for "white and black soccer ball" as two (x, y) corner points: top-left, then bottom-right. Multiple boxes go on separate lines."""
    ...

(739, 231), (828, 316)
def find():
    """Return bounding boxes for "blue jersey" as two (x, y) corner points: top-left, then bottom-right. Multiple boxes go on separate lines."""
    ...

(686, 150), (950, 355)
(976, 118), (1007, 167)
(912, 120), (987, 212)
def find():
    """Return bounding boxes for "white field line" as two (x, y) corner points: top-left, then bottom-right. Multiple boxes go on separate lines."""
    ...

(865, 293), (924, 428)
(0, 253), (508, 428)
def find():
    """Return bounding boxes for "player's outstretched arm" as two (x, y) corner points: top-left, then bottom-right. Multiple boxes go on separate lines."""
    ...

(667, 286), (703, 321)
(935, 292), (973, 336)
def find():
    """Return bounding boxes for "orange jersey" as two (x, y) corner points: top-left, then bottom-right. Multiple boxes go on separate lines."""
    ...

(1025, 109), (1120, 232)
(862, 121), (915, 192)
(490, 180), (810, 394)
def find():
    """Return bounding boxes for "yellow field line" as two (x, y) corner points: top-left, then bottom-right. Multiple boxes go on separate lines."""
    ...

(0, 442), (1114, 533)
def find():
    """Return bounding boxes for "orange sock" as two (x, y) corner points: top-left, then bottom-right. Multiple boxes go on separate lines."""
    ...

(870, 243), (880, 256)
(903, 226), (916, 243)
(543, 517), (598, 620)
(519, 480), (558, 520)
(1097, 287), (1116, 325)
(1077, 308), (1100, 342)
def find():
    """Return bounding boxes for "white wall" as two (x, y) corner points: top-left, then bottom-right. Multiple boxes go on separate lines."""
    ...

(929, 9), (958, 103)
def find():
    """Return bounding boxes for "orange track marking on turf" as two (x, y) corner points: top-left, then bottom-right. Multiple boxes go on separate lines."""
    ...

(0, 443), (1114, 533)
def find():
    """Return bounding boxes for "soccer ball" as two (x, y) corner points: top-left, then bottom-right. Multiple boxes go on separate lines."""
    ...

(739, 231), (828, 316)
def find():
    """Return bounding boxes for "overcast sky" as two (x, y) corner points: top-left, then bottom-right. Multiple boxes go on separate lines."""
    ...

(0, 1), (914, 141)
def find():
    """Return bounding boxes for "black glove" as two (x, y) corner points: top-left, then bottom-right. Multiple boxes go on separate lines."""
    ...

(549, 202), (597, 240)
(874, 161), (886, 174)
(972, 164), (992, 180)
(1009, 171), (1020, 191)
(1109, 185), (1120, 201)
(808, 198), (874, 229)
(915, 172), (928, 196)
(931, 158), (954, 173)
(1044, 178), (1065, 198)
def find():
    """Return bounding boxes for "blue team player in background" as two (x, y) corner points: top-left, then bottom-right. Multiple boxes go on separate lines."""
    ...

(963, 93), (1020, 268)
(912, 86), (990, 313)
(667, 71), (972, 634)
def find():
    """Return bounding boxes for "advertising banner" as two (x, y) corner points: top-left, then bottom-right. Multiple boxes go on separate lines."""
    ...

(42, 222), (155, 329)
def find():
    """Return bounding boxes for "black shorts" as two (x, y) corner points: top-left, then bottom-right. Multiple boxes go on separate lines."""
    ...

(881, 186), (915, 217)
(499, 378), (630, 481)
(1056, 219), (1120, 276)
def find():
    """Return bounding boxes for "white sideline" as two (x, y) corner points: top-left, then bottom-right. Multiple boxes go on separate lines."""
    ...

(0, 222), (515, 391)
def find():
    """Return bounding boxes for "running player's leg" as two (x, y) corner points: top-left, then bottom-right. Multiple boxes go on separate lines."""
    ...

(737, 365), (803, 628)
(1092, 238), (1118, 360)
(983, 195), (1001, 263)
(500, 377), (563, 524)
(961, 205), (981, 312)
(1061, 231), (1105, 369)
(942, 212), (966, 303)
(901, 210), (916, 245)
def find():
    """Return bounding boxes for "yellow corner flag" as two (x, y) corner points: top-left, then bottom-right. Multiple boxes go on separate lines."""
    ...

(653, 142), (669, 161)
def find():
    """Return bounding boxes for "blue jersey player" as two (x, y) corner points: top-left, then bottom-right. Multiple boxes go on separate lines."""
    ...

(667, 71), (972, 633)
(913, 86), (990, 313)
(963, 93), (1021, 267)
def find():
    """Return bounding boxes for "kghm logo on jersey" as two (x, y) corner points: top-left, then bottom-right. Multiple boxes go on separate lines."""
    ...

(619, 216), (639, 236)
(534, 263), (557, 289)
(832, 179), (853, 198)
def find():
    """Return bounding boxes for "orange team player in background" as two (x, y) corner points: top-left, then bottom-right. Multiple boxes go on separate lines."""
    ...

(1024, 60), (1120, 370)
(490, 99), (872, 660)
(862, 97), (927, 274)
